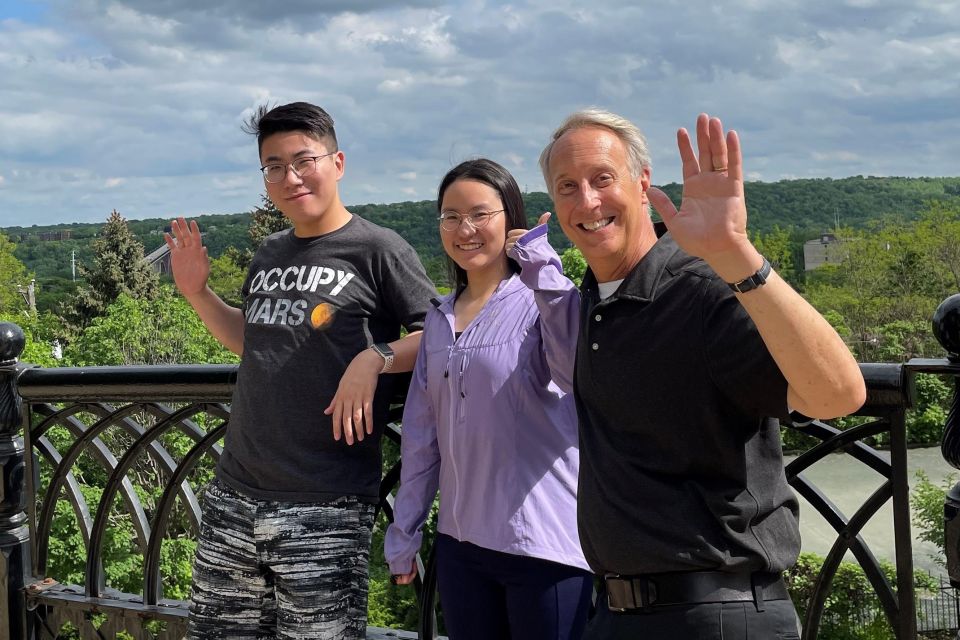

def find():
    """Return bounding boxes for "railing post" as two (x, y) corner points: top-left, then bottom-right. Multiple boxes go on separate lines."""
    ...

(0, 322), (31, 640)
(934, 295), (960, 600)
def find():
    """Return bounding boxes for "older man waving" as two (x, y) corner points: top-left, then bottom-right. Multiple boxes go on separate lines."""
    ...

(510, 110), (865, 639)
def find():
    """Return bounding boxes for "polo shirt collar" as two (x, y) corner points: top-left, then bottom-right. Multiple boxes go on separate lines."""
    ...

(582, 229), (681, 303)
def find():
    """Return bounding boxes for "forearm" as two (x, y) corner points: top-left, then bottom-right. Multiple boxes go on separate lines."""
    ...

(389, 331), (422, 374)
(533, 281), (579, 393)
(709, 247), (865, 419)
(183, 286), (245, 355)
(385, 462), (438, 573)
(348, 330), (423, 379)
(512, 229), (580, 391)
(385, 377), (440, 574)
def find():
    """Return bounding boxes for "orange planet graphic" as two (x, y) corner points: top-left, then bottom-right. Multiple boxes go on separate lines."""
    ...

(310, 303), (336, 329)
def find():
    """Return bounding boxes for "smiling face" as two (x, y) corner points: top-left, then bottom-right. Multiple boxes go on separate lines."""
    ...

(438, 178), (509, 282)
(548, 126), (656, 282)
(260, 130), (349, 237)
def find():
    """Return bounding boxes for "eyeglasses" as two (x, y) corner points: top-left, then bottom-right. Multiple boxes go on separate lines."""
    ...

(437, 209), (504, 232)
(260, 152), (336, 184)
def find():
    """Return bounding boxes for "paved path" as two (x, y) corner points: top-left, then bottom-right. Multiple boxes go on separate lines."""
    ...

(787, 446), (958, 576)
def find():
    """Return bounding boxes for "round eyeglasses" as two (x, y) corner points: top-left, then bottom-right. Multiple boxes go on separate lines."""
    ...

(260, 152), (336, 184)
(437, 209), (504, 232)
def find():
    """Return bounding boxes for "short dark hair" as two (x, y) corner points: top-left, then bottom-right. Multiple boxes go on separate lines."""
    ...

(436, 158), (528, 291)
(242, 102), (339, 155)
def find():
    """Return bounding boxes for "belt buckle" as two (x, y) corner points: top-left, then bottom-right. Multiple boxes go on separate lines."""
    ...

(606, 575), (658, 613)
(605, 575), (633, 612)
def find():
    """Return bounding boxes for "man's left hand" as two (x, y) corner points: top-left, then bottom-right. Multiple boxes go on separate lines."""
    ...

(325, 348), (382, 445)
(648, 113), (763, 282)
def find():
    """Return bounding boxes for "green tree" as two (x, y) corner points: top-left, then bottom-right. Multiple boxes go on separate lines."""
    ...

(61, 210), (160, 336)
(65, 287), (238, 366)
(220, 195), (290, 272)
(0, 311), (61, 367)
(39, 285), (235, 612)
(207, 254), (246, 307)
(753, 225), (797, 285)
(249, 194), (290, 245)
(913, 201), (960, 293)
(0, 232), (32, 314)
(912, 470), (956, 567)
(785, 551), (937, 640)
(804, 216), (948, 364)
(561, 247), (587, 287)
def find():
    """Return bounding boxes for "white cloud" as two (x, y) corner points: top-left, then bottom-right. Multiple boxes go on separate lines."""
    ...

(104, 177), (125, 188)
(812, 151), (861, 163)
(502, 153), (524, 169)
(1, 0), (958, 226)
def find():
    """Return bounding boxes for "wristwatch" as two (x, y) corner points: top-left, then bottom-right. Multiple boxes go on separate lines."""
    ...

(371, 342), (395, 374)
(726, 257), (772, 294)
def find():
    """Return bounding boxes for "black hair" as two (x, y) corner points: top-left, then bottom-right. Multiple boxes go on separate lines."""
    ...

(436, 158), (528, 292)
(242, 102), (339, 155)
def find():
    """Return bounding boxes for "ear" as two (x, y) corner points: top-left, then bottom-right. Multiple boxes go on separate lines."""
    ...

(638, 166), (651, 203)
(334, 150), (346, 181)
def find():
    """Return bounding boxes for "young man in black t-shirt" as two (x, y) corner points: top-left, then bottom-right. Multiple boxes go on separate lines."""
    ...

(166, 102), (436, 639)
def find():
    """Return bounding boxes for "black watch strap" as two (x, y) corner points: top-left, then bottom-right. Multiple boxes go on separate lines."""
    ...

(727, 257), (772, 294)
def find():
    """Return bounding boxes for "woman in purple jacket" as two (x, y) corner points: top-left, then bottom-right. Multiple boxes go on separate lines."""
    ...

(385, 159), (592, 640)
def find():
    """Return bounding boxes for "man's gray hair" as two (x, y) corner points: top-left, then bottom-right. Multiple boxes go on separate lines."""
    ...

(539, 108), (651, 196)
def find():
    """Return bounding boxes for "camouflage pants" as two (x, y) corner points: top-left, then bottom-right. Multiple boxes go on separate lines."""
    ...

(187, 478), (375, 640)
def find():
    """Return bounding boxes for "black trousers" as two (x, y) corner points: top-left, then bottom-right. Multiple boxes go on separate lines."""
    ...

(584, 592), (801, 639)
(435, 534), (593, 640)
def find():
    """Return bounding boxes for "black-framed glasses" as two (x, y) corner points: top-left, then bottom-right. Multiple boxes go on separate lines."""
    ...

(438, 209), (504, 232)
(260, 152), (336, 184)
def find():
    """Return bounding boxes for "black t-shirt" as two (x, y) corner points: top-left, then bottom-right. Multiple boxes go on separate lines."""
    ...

(574, 233), (799, 575)
(217, 216), (437, 503)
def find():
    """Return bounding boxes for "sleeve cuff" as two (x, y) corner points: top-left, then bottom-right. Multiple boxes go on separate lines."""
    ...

(510, 226), (568, 291)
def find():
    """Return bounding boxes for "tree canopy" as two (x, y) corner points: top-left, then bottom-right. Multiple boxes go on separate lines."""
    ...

(60, 210), (160, 336)
(0, 232), (32, 315)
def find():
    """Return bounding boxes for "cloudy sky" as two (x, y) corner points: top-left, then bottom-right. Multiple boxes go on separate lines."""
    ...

(1, 0), (958, 227)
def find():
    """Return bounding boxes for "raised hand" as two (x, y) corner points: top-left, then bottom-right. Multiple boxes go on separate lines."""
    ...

(164, 217), (211, 297)
(506, 212), (551, 255)
(647, 114), (761, 282)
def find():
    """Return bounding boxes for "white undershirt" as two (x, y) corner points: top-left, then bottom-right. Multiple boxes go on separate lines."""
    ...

(597, 279), (624, 300)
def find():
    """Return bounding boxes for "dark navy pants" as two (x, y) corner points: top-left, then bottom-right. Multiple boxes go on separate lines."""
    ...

(435, 533), (594, 640)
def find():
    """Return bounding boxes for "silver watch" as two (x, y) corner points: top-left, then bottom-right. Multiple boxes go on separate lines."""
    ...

(371, 342), (395, 374)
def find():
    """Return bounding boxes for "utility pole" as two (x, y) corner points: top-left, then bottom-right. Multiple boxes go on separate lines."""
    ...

(15, 280), (36, 314)
(71, 250), (76, 282)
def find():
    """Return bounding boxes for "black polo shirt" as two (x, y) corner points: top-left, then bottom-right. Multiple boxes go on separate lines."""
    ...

(574, 232), (799, 576)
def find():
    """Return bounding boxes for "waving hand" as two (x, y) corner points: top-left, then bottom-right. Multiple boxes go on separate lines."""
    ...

(647, 114), (756, 282)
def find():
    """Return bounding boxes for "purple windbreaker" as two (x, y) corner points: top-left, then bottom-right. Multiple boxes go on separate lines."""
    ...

(384, 225), (588, 574)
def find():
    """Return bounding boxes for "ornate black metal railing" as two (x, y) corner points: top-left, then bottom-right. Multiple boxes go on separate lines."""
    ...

(0, 340), (432, 639)
(0, 291), (958, 639)
(785, 362), (917, 639)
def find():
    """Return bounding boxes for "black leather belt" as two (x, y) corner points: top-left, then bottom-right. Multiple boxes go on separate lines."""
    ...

(604, 570), (789, 612)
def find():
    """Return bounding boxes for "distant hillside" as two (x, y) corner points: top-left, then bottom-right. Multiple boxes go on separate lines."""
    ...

(5, 176), (960, 284)
(4, 213), (251, 283)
